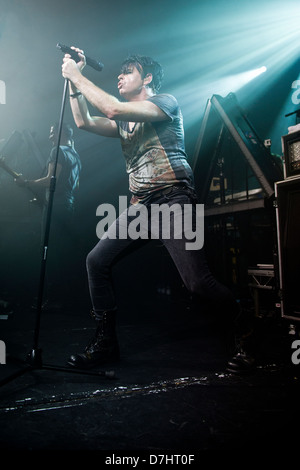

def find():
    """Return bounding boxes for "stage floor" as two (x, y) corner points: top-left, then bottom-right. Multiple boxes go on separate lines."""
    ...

(0, 290), (299, 459)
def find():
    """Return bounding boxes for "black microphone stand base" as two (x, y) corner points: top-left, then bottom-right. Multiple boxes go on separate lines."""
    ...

(0, 353), (115, 388)
(25, 348), (115, 378)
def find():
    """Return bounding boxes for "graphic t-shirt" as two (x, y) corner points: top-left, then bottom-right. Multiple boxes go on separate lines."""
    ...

(117, 94), (195, 203)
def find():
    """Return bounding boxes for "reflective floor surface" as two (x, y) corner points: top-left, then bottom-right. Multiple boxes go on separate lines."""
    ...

(0, 289), (299, 461)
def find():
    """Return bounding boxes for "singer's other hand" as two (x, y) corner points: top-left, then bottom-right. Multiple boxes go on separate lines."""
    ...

(71, 46), (86, 70)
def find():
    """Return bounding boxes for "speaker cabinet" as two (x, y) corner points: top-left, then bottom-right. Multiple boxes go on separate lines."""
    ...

(275, 177), (300, 321)
(282, 130), (300, 179)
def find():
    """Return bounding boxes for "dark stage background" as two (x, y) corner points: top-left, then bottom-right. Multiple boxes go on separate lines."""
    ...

(0, 0), (299, 305)
(1, 0), (300, 457)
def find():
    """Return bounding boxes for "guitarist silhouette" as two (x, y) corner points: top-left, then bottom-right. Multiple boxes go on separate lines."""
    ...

(14, 123), (81, 208)
(14, 123), (82, 308)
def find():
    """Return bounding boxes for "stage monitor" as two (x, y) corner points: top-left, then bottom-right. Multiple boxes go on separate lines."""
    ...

(282, 130), (300, 179)
(275, 177), (300, 322)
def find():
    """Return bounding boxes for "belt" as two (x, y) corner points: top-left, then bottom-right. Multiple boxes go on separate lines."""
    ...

(150, 185), (187, 200)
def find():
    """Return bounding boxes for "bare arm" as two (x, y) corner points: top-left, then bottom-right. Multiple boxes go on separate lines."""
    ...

(16, 163), (62, 189)
(68, 80), (119, 138)
(29, 162), (62, 188)
(68, 72), (167, 122)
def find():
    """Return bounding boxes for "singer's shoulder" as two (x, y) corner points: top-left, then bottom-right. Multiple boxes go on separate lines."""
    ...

(150, 93), (178, 103)
(147, 94), (181, 123)
(147, 93), (179, 111)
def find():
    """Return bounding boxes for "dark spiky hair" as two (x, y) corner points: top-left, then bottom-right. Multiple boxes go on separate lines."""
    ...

(120, 54), (164, 93)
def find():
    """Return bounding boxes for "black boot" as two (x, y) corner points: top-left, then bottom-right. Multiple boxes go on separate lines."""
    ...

(226, 329), (256, 374)
(226, 303), (257, 374)
(226, 348), (256, 374)
(67, 310), (120, 369)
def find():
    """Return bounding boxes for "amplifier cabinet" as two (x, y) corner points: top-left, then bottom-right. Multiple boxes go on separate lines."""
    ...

(275, 177), (300, 321)
(282, 130), (300, 179)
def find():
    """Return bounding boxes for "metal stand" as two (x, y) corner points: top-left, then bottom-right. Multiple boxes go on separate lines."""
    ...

(0, 79), (115, 387)
(248, 264), (275, 317)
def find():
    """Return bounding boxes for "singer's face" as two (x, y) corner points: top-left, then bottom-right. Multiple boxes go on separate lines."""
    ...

(117, 65), (144, 100)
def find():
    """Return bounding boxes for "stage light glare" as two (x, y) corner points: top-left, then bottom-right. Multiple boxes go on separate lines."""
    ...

(249, 66), (267, 79)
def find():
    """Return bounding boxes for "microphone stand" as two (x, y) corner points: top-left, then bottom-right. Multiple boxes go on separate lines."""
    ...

(0, 79), (115, 387)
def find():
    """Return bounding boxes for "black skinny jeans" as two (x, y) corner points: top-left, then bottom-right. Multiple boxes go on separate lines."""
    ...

(86, 188), (237, 321)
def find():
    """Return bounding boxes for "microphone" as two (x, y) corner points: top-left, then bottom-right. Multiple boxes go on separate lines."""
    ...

(57, 43), (104, 72)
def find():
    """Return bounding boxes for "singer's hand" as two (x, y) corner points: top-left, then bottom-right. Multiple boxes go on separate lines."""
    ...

(70, 46), (86, 71)
(62, 46), (86, 80)
(62, 58), (81, 81)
